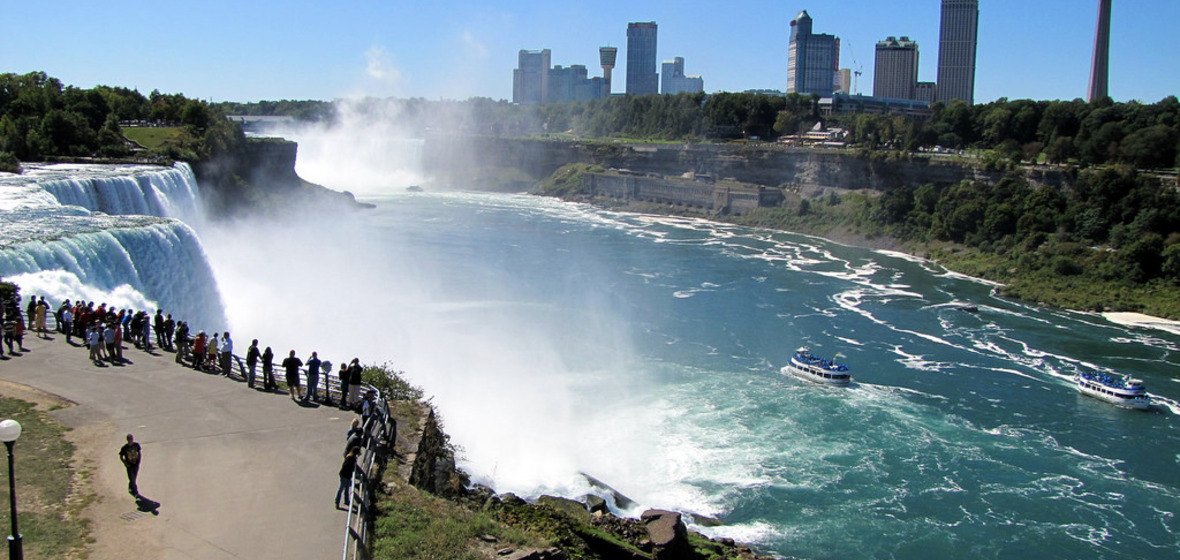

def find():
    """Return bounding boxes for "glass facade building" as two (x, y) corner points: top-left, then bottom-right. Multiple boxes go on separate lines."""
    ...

(626, 22), (659, 95)
(936, 0), (979, 105)
(787, 11), (840, 96)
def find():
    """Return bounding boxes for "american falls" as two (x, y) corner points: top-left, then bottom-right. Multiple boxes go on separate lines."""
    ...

(0, 163), (226, 329)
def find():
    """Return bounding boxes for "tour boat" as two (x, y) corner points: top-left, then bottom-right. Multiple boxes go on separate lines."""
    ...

(781, 347), (851, 385)
(1075, 371), (1150, 410)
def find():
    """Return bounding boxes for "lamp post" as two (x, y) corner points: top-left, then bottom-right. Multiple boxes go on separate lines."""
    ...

(0, 419), (22, 560)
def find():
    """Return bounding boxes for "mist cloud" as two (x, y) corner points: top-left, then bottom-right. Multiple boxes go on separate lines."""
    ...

(365, 45), (402, 84)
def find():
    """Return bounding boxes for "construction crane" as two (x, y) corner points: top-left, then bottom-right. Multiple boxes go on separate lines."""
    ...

(847, 41), (864, 95)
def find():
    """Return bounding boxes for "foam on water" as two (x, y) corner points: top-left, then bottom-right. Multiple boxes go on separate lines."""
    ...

(5, 159), (1179, 559)
(0, 163), (224, 328)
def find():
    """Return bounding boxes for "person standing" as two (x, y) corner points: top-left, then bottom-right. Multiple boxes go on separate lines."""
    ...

(305, 352), (321, 403)
(34, 297), (48, 337)
(2, 314), (14, 355)
(282, 350), (304, 401)
(337, 363), (350, 410)
(262, 346), (276, 391)
(206, 333), (220, 372)
(346, 358), (364, 409)
(103, 322), (117, 363)
(87, 326), (103, 364)
(192, 331), (207, 370)
(245, 339), (260, 388)
(153, 309), (165, 348)
(61, 305), (74, 345)
(335, 447), (359, 509)
(220, 332), (234, 376)
(163, 314), (175, 351)
(173, 321), (189, 363)
(25, 296), (36, 327)
(140, 312), (152, 351)
(119, 433), (142, 496)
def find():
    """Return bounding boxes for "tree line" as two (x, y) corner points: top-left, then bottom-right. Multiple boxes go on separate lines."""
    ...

(0, 71), (242, 169)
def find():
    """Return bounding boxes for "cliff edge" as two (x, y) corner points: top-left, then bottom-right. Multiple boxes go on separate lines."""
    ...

(193, 137), (373, 218)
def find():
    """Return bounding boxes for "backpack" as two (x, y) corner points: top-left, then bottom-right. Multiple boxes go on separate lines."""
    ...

(124, 444), (141, 465)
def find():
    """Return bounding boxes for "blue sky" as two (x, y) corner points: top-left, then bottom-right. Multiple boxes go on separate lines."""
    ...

(1, 1), (1175, 104)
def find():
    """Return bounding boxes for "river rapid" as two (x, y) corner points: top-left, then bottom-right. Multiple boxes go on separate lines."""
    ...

(3, 158), (1178, 559)
(202, 189), (1180, 560)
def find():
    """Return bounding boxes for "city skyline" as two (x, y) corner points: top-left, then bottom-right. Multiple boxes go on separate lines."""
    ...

(1, 1), (1176, 104)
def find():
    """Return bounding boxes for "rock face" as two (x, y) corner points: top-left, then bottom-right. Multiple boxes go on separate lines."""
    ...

(407, 407), (465, 497)
(641, 509), (691, 560)
(422, 136), (1071, 196)
(193, 138), (371, 218)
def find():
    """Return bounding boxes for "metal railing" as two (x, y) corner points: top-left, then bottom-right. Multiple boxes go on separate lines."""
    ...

(43, 314), (396, 558)
(342, 387), (395, 560)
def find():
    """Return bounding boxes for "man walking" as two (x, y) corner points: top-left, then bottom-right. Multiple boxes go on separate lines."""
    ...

(119, 434), (142, 496)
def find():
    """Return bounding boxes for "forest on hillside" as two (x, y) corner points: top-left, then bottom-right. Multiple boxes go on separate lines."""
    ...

(218, 91), (1180, 171)
(7, 71), (1180, 314)
(0, 71), (241, 170)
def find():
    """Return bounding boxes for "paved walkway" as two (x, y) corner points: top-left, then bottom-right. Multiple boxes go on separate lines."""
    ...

(0, 332), (357, 559)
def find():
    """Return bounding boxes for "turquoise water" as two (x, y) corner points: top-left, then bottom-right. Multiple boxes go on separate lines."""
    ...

(208, 190), (1180, 559)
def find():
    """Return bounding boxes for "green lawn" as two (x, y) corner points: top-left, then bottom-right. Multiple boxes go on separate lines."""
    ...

(0, 396), (90, 560)
(121, 126), (185, 150)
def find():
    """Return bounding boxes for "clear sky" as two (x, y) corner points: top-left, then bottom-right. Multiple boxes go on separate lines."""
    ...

(1, 1), (1175, 105)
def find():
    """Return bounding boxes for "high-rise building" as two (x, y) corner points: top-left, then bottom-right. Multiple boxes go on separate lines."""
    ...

(513, 49), (551, 105)
(874, 36), (919, 100)
(915, 81), (937, 104)
(600, 46), (618, 97)
(626, 22), (659, 95)
(786, 10), (840, 96)
(1088, 0), (1112, 102)
(836, 68), (852, 94)
(661, 57), (704, 95)
(936, 0), (979, 105)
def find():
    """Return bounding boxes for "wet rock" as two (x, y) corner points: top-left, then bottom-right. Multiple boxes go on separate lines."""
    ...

(641, 509), (690, 560)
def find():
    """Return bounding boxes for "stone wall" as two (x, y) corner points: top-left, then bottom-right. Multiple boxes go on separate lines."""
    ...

(581, 173), (784, 216)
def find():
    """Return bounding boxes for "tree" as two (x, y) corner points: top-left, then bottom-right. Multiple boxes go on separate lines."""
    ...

(1119, 124), (1179, 169)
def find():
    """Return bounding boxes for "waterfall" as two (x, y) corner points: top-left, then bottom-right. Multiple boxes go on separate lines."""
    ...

(0, 162), (224, 329)
(11, 162), (204, 222)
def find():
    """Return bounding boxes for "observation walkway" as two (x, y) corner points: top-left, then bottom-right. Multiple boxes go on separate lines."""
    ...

(0, 333), (363, 560)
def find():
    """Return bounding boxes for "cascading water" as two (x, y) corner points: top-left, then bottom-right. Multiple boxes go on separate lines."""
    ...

(3, 144), (1179, 560)
(0, 163), (224, 329)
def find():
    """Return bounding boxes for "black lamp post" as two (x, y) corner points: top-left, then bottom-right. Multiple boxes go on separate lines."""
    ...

(0, 419), (22, 560)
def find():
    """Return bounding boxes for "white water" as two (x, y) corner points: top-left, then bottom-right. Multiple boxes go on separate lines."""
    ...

(4, 143), (1179, 560)
(0, 163), (225, 328)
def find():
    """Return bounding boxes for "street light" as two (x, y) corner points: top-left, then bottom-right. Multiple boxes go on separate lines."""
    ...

(0, 419), (22, 560)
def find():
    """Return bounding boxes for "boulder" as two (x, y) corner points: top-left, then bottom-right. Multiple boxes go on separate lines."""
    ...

(582, 493), (609, 515)
(538, 495), (591, 523)
(641, 509), (691, 560)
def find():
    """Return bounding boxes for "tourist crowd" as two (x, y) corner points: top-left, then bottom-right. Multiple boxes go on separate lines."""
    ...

(1, 288), (372, 411)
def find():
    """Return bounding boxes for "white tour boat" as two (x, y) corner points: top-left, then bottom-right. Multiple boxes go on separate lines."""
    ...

(782, 347), (851, 386)
(1075, 371), (1150, 410)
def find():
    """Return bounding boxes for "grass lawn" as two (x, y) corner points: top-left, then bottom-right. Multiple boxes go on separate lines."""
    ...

(121, 126), (185, 150)
(0, 395), (91, 560)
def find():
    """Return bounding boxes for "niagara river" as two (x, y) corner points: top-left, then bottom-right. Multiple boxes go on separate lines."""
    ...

(3, 162), (1179, 559)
